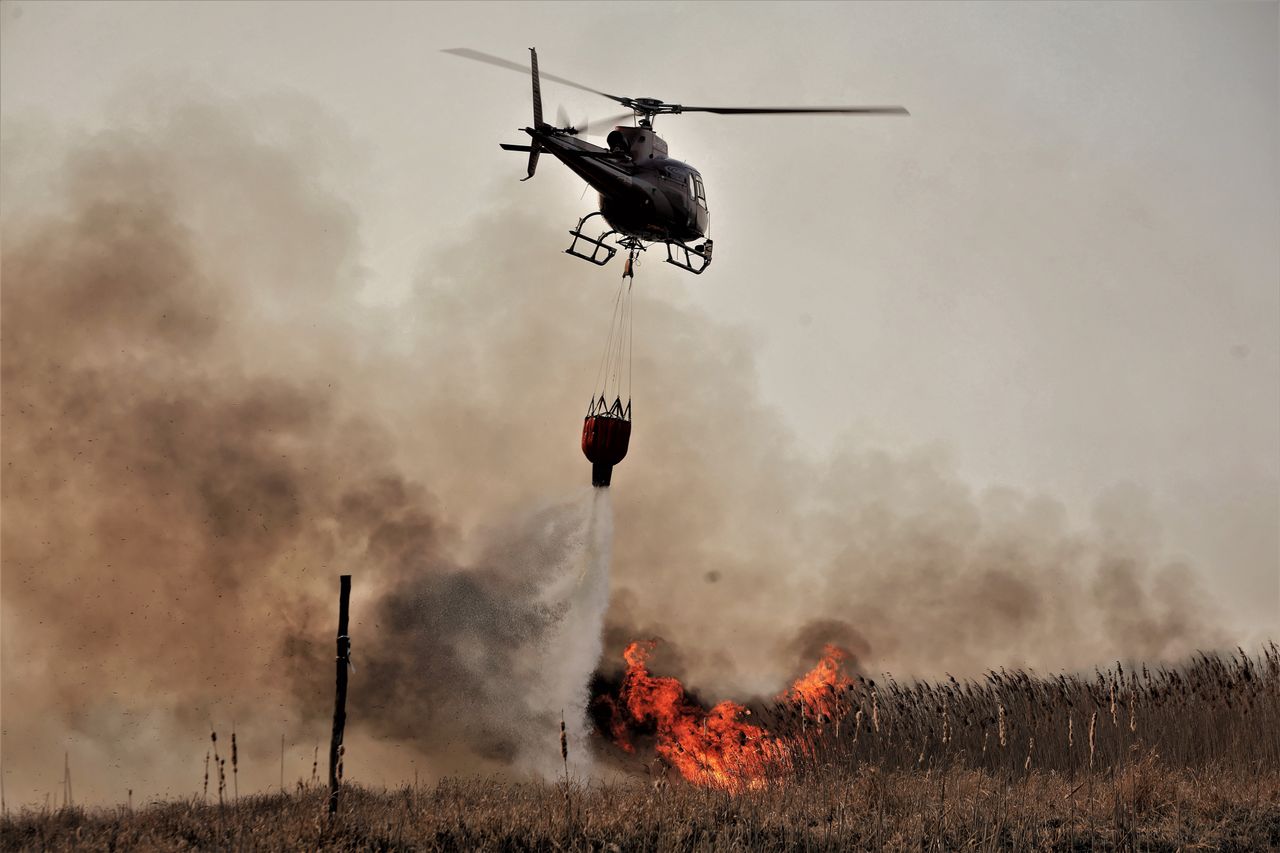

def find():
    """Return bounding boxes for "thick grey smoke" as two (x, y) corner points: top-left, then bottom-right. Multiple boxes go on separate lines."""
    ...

(356, 489), (612, 778)
(0, 100), (619, 803)
(0, 96), (1227, 805)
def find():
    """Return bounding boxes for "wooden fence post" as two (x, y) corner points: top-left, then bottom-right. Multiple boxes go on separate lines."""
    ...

(328, 574), (352, 816)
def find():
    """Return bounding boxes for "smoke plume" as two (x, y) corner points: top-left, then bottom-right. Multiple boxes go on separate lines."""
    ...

(0, 96), (1226, 804)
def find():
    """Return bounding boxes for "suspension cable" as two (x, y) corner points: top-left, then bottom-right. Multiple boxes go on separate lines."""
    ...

(591, 275), (627, 406)
(626, 270), (634, 415)
(590, 258), (635, 418)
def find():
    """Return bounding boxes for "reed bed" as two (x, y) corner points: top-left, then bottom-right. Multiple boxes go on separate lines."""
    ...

(3, 646), (1277, 851)
(757, 645), (1280, 781)
(4, 769), (1277, 851)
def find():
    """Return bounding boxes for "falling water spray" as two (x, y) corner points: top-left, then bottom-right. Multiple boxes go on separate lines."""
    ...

(517, 488), (614, 777)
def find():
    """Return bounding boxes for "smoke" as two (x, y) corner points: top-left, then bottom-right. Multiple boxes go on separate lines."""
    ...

(359, 488), (612, 778)
(0, 95), (1230, 804)
(0, 99), (620, 802)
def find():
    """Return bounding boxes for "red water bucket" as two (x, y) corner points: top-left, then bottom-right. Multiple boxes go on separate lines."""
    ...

(582, 415), (631, 487)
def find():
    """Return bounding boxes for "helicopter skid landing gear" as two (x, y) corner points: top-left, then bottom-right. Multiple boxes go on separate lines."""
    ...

(664, 239), (713, 275)
(565, 212), (619, 266)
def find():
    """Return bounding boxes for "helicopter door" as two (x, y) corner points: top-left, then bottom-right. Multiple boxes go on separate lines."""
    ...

(688, 173), (709, 235)
(690, 174), (707, 208)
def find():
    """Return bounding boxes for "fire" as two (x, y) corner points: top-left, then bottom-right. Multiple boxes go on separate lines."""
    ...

(783, 643), (854, 721)
(600, 640), (856, 792)
(611, 641), (789, 791)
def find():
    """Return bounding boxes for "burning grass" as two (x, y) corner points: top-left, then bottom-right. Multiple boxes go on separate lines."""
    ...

(4, 645), (1278, 851)
(596, 642), (1280, 792)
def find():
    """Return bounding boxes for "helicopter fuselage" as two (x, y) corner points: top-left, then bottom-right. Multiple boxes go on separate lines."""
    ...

(524, 124), (710, 246)
(451, 45), (905, 275)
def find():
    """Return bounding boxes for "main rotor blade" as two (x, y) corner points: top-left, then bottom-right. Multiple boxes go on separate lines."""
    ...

(442, 48), (628, 106)
(678, 105), (910, 116)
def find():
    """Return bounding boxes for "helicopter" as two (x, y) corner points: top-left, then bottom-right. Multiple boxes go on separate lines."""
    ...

(444, 48), (908, 275)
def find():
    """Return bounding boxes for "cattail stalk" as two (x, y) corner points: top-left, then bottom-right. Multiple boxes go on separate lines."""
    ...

(231, 726), (239, 801)
(210, 730), (221, 805)
(560, 712), (573, 828)
(63, 752), (72, 809)
(1088, 711), (1097, 770)
(560, 715), (569, 777)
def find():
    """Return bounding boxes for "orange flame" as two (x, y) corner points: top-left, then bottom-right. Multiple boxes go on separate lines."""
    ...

(617, 641), (789, 791)
(783, 643), (854, 721)
(607, 640), (855, 791)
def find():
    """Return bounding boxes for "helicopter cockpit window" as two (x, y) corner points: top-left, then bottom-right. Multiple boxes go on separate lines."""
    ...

(690, 174), (707, 208)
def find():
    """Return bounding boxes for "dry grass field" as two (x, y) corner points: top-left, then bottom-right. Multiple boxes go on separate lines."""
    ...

(4, 647), (1278, 851)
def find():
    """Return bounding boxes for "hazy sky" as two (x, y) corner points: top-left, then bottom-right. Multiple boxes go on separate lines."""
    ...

(2, 1), (1276, 627)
